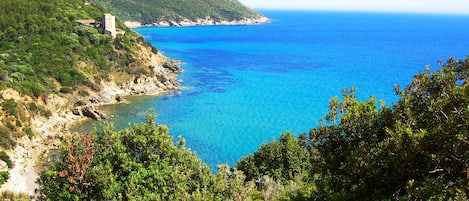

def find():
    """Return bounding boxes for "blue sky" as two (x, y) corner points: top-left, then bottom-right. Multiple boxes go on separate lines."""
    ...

(238, 0), (469, 14)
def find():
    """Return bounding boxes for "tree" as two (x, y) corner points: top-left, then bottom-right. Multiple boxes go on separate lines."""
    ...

(237, 132), (312, 183)
(307, 56), (469, 200)
(37, 111), (225, 200)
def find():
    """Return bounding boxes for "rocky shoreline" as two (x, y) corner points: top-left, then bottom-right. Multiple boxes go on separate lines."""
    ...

(125, 15), (270, 28)
(0, 42), (183, 196)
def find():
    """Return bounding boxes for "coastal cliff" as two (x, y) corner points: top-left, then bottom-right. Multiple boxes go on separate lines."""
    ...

(125, 15), (270, 27)
(92, 0), (270, 27)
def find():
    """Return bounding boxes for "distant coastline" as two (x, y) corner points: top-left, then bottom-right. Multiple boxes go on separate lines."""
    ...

(125, 15), (270, 28)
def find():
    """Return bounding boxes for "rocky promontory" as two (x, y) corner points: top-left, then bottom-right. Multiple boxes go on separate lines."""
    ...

(125, 15), (270, 28)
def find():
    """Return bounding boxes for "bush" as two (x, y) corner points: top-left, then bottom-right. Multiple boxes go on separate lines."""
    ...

(26, 127), (34, 138)
(0, 190), (31, 200)
(74, 100), (86, 106)
(59, 87), (72, 93)
(0, 126), (12, 149)
(0, 171), (9, 183)
(78, 90), (89, 97)
(1, 99), (18, 117)
(0, 151), (12, 168)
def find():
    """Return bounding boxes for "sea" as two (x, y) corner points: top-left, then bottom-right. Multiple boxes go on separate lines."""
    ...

(76, 11), (469, 170)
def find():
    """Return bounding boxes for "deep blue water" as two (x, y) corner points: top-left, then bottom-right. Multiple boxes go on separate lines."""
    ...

(78, 11), (469, 170)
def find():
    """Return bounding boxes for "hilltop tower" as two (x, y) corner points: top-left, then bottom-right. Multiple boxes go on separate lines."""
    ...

(102, 13), (116, 38)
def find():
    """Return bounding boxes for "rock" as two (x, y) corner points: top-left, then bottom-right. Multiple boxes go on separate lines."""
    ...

(116, 95), (123, 102)
(162, 61), (183, 73)
(72, 107), (82, 116)
(89, 93), (111, 104)
(75, 105), (107, 120)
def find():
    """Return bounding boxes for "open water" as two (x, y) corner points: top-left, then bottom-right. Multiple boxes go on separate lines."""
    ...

(77, 11), (469, 169)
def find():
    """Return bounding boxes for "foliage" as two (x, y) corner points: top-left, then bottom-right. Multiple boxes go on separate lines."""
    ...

(0, 151), (12, 168)
(0, 0), (148, 97)
(235, 56), (469, 200)
(237, 132), (311, 183)
(0, 171), (9, 185)
(0, 0), (160, 151)
(90, 0), (261, 24)
(0, 98), (40, 149)
(0, 190), (31, 200)
(38, 111), (256, 200)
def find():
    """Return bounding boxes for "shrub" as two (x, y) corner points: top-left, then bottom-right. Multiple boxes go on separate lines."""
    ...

(0, 126), (12, 149)
(74, 100), (86, 106)
(26, 127), (34, 138)
(59, 87), (72, 93)
(1, 99), (18, 117)
(0, 151), (12, 168)
(78, 90), (89, 97)
(0, 190), (31, 200)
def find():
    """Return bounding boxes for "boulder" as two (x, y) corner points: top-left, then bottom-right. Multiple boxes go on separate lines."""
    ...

(162, 61), (183, 72)
(73, 105), (107, 120)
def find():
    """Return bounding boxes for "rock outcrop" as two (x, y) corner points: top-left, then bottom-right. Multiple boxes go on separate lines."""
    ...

(72, 105), (107, 120)
(134, 15), (270, 27)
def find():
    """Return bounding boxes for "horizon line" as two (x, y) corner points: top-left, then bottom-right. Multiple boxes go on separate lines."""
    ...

(251, 8), (469, 16)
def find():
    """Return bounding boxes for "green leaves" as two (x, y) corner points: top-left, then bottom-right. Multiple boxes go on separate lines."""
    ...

(38, 111), (227, 200)
(237, 131), (312, 183)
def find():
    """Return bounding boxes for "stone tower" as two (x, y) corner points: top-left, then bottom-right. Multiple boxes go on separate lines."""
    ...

(102, 13), (116, 38)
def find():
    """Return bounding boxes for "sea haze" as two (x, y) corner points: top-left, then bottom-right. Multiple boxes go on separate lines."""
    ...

(82, 11), (469, 169)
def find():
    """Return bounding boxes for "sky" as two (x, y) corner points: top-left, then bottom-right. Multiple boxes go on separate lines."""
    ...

(238, 0), (469, 15)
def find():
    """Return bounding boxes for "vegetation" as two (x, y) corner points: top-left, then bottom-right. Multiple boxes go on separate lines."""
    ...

(90, 0), (262, 24)
(237, 56), (469, 200)
(0, 151), (12, 168)
(0, 0), (154, 98)
(0, 0), (164, 150)
(38, 111), (257, 200)
(0, 190), (32, 201)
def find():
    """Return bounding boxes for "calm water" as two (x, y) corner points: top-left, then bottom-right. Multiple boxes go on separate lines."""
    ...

(77, 11), (469, 169)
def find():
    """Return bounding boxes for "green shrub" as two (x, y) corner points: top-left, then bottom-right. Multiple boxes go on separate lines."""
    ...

(74, 100), (86, 106)
(0, 171), (9, 183)
(0, 151), (12, 168)
(26, 127), (34, 138)
(78, 90), (89, 97)
(27, 103), (51, 118)
(1, 99), (18, 117)
(59, 87), (72, 93)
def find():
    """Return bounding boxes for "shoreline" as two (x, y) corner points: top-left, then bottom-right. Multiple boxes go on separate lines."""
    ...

(125, 15), (271, 28)
(0, 44), (183, 197)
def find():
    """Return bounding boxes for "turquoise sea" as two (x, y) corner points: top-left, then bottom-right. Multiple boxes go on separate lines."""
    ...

(79, 11), (469, 169)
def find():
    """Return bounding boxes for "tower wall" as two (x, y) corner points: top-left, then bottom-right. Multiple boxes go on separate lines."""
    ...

(102, 13), (116, 38)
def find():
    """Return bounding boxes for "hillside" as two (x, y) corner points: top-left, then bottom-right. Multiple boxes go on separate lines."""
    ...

(0, 0), (182, 196)
(90, 0), (269, 26)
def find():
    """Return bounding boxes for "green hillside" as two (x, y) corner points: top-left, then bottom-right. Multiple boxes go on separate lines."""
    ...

(0, 0), (170, 148)
(90, 0), (262, 24)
